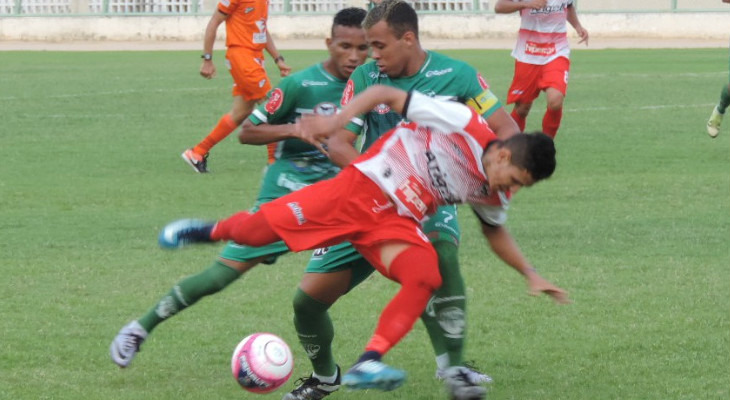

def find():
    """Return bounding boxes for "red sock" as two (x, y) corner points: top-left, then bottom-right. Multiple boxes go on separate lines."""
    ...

(193, 113), (238, 156)
(364, 245), (441, 355)
(211, 211), (280, 247)
(510, 108), (526, 132)
(542, 108), (563, 138)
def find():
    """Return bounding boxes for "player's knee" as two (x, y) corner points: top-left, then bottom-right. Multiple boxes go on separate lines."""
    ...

(292, 288), (331, 317)
(390, 246), (442, 292)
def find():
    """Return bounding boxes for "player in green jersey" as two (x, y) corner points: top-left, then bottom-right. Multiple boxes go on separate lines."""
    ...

(286, 1), (520, 400)
(109, 7), (370, 369)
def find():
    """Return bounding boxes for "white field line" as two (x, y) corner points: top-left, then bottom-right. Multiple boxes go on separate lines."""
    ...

(0, 86), (216, 102)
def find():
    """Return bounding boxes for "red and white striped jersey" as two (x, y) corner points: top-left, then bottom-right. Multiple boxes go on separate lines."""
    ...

(510, 0), (574, 65)
(353, 91), (510, 226)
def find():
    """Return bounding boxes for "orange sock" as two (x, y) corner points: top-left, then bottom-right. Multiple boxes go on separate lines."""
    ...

(192, 114), (238, 156)
(510, 109), (526, 131)
(266, 143), (277, 164)
(542, 108), (563, 138)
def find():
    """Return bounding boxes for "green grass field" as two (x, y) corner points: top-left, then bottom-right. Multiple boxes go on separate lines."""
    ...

(1, 47), (728, 400)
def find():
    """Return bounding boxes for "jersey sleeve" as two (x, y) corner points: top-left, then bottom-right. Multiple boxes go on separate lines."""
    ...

(404, 91), (475, 133)
(217, 0), (237, 14)
(460, 65), (503, 119)
(249, 76), (300, 126)
(471, 204), (508, 226)
(341, 66), (369, 136)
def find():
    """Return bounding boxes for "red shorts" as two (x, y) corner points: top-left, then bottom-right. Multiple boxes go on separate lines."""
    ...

(506, 56), (570, 104)
(225, 46), (272, 100)
(259, 167), (432, 271)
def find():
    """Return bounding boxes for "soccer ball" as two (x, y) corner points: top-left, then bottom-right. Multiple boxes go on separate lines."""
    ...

(231, 333), (294, 394)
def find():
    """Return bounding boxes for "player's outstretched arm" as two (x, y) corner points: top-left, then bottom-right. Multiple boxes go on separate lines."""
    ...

(480, 223), (570, 304)
(239, 119), (299, 145)
(494, 0), (546, 13)
(297, 85), (408, 144)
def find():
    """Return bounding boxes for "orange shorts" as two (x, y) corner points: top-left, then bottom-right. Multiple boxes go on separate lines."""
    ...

(225, 46), (272, 100)
(259, 167), (432, 272)
(506, 56), (570, 104)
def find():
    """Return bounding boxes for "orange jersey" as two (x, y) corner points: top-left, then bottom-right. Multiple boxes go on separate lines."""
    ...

(217, 0), (269, 50)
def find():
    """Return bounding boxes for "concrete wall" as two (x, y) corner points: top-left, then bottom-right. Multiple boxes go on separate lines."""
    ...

(0, 12), (728, 42)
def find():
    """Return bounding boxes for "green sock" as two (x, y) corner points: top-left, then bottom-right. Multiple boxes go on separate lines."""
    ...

(718, 84), (730, 114)
(292, 288), (337, 377)
(138, 261), (241, 333)
(420, 240), (466, 367)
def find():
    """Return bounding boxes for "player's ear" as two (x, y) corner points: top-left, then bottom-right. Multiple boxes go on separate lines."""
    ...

(325, 37), (332, 48)
(402, 31), (416, 46)
(497, 147), (512, 164)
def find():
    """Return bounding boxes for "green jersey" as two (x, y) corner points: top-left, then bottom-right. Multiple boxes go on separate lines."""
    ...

(221, 63), (345, 264)
(342, 51), (503, 150)
(250, 63), (345, 163)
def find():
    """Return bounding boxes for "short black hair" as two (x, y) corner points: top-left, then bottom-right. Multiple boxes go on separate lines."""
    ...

(332, 7), (367, 37)
(502, 132), (556, 182)
(363, 0), (419, 39)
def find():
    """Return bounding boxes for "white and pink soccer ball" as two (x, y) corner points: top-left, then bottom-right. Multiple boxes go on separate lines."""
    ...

(231, 333), (294, 394)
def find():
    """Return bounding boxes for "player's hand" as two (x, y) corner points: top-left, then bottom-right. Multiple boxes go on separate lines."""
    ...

(277, 60), (292, 77)
(529, 0), (546, 9)
(295, 114), (340, 155)
(526, 273), (571, 304)
(576, 27), (589, 45)
(200, 62), (216, 79)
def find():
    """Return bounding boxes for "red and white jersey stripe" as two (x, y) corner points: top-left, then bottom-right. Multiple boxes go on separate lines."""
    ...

(353, 91), (509, 226)
(511, 0), (573, 65)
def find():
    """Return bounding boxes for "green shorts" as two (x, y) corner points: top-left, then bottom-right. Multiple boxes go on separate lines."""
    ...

(220, 158), (339, 264)
(304, 204), (461, 279)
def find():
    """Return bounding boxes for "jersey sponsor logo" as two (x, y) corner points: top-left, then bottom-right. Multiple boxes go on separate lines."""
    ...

(529, 2), (568, 14)
(253, 19), (267, 44)
(424, 67), (453, 78)
(394, 176), (432, 220)
(302, 80), (329, 87)
(314, 102), (337, 116)
(219, 0), (230, 6)
(525, 41), (557, 57)
(341, 79), (354, 106)
(244, 6), (254, 12)
(425, 150), (458, 203)
(286, 202), (306, 225)
(373, 103), (391, 114)
(258, 79), (266, 88)
(476, 73), (489, 90)
(265, 88), (284, 113)
(277, 173), (309, 192)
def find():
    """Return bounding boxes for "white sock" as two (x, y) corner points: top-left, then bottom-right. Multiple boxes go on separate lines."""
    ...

(436, 353), (450, 371)
(313, 370), (339, 384)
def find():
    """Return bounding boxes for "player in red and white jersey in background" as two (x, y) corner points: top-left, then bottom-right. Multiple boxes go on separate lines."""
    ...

(495, 0), (588, 138)
(157, 85), (570, 396)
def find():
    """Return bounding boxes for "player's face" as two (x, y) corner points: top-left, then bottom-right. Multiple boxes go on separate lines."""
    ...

(327, 25), (369, 80)
(483, 148), (535, 194)
(366, 20), (414, 78)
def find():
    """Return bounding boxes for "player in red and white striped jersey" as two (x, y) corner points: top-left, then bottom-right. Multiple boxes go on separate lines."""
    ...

(158, 85), (569, 395)
(495, 0), (588, 138)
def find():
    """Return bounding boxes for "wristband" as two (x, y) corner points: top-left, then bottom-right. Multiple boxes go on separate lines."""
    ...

(274, 55), (285, 63)
(201, 53), (212, 61)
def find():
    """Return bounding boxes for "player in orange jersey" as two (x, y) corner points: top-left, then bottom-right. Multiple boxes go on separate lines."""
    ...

(182, 0), (292, 173)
